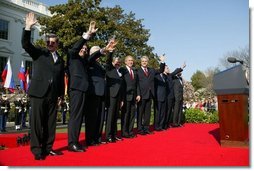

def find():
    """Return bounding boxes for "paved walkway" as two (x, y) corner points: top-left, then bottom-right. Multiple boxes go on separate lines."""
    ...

(1, 122), (70, 134)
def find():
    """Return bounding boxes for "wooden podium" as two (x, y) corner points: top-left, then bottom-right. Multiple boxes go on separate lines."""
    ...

(213, 65), (249, 147)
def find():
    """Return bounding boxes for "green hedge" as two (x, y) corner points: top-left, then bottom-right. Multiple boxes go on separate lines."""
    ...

(184, 108), (219, 123)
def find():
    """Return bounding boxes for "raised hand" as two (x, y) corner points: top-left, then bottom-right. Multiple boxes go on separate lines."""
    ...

(88, 21), (98, 34)
(25, 12), (38, 30)
(182, 61), (186, 69)
(105, 38), (118, 52)
(159, 54), (165, 63)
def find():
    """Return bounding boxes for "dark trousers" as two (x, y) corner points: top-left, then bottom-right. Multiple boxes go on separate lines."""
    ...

(164, 97), (175, 128)
(105, 96), (121, 139)
(85, 93), (101, 144)
(97, 100), (106, 142)
(0, 114), (7, 131)
(155, 100), (166, 130)
(137, 98), (152, 132)
(15, 111), (22, 126)
(62, 111), (66, 124)
(30, 94), (58, 156)
(22, 111), (27, 127)
(68, 89), (86, 146)
(121, 100), (136, 136)
(173, 97), (183, 125)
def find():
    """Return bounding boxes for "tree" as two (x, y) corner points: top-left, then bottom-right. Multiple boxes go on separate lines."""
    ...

(220, 45), (249, 70)
(203, 67), (220, 97)
(190, 70), (206, 91)
(37, 0), (159, 68)
(183, 81), (195, 101)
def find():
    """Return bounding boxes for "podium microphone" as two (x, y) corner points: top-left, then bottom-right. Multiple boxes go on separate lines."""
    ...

(227, 57), (243, 64)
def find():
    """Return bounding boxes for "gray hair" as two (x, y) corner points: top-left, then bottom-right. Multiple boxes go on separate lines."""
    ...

(89, 46), (101, 55)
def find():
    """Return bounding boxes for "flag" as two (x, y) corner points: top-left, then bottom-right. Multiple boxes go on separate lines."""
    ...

(3, 58), (15, 92)
(1, 64), (7, 85)
(25, 68), (30, 92)
(18, 60), (26, 91)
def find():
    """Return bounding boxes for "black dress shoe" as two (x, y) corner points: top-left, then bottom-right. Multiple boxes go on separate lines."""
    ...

(115, 136), (123, 141)
(137, 130), (146, 135)
(129, 134), (137, 138)
(48, 150), (63, 156)
(106, 138), (116, 143)
(171, 124), (180, 128)
(100, 140), (107, 144)
(68, 144), (85, 152)
(122, 134), (130, 138)
(144, 131), (154, 135)
(155, 128), (163, 131)
(34, 154), (45, 160)
(87, 141), (99, 146)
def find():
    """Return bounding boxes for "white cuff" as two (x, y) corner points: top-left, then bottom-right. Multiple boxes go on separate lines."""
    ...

(25, 26), (31, 31)
(100, 48), (106, 55)
(82, 32), (91, 40)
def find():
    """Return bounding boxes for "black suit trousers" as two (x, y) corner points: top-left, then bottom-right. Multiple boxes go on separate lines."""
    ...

(137, 98), (152, 132)
(97, 100), (106, 142)
(105, 95), (121, 139)
(68, 89), (86, 146)
(173, 97), (183, 125)
(121, 100), (136, 136)
(30, 89), (58, 156)
(164, 97), (175, 128)
(85, 93), (101, 144)
(155, 100), (166, 130)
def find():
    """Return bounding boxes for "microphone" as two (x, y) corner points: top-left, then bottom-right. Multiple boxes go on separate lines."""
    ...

(227, 57), (243, 64)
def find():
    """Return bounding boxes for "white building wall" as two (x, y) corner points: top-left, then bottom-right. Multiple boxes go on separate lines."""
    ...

(0, 0), (51, 85)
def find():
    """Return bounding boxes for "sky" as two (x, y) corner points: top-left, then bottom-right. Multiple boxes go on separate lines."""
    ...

(38, 0), (249, 81)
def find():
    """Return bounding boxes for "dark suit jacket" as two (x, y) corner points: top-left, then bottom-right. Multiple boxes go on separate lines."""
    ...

(154, 73), (167, 102)
(120, 67), (141, 102)
(67, 37), (102, 93)
(87, 59), (106, 96)
(22, 30), (64, 98)
(173, 75), (184, 100)
(137, 63), (165, 99)
(166, 68), (183, 99)
(105, 54), (124, 98)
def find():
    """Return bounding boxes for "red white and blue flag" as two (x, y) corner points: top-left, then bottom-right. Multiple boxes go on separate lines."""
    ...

(2, 58), (15, 91)
(1, 64), (7, 84)
(18, 60), (27, 91)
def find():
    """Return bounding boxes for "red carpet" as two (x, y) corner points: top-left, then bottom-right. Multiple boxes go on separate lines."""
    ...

(0, 123), (249, 166)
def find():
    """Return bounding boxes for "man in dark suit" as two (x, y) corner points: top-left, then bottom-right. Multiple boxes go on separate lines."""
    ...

(121, 55), (141, 138)
(172, 72), (185, 127)
(163, 63), (185, 129)
(67, 21), (98, 152)
(68, 32), (117, 150)
(22, 12), (65, 160)
(154, 71), (168, 131)
(136, 55), (165, 135)
(105, 55), (124, 142)
(85, 41), (117, 146)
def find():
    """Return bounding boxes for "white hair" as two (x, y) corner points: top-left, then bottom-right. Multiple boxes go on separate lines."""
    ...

(89, 46), (101, 55)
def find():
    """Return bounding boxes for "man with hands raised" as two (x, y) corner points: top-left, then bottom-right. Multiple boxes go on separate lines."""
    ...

(22, 12), (65, 160)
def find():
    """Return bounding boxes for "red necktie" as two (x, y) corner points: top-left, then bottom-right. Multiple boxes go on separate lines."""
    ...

(144, 68), (148, 77)
(130, 68), (134, 80)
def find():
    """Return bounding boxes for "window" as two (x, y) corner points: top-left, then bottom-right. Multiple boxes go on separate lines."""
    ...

(0, 19), (8, 40)
(31, 28), (35, 42)
(0, 57), (7, 82)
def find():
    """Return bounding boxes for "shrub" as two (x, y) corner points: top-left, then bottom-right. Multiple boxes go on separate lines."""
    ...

(184, 108), (219, 123)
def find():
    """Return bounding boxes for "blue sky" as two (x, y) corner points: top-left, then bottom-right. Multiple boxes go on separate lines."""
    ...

(38, 0), (249, 81)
